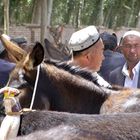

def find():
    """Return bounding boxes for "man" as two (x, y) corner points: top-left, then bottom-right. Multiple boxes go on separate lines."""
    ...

(0, 49), (15, 88)
(99, 32), (125, 82)
(0, 35), (15, 88)
(0, 40), (15, 115)
(109, 30), (140, 88)
(68, 25), (111, 88)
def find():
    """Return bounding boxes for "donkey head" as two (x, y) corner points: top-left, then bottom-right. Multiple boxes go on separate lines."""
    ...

(0, 34), (44, 108)
(7, 42), (44, 87)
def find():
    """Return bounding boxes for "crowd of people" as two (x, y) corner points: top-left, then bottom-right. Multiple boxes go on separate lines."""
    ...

(68, 26), (140, 89)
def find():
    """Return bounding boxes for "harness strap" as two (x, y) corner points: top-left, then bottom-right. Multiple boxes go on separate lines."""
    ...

(30, 65), (41, 110)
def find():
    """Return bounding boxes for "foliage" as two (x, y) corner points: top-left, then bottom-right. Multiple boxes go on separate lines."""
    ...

(0, 0), (140, 28)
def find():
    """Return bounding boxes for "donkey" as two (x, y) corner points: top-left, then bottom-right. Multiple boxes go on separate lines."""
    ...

(0, 34), (120, 114)
(44, 38), (71, 62)
(4, 110), (140, 140)
(1, 34), (140, 114)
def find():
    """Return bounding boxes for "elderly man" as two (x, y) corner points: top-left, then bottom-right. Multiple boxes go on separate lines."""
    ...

(109, 30), (140, 88)
(68, 25), (111, 88)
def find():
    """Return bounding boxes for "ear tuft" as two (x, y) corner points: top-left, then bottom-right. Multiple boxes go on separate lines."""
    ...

(29, 42), (44, 67)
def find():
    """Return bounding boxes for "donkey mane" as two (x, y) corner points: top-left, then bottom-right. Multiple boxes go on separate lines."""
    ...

(42, 61), (118, 99)
(44, 60), (98, 85)
(44, 60), (119, 97)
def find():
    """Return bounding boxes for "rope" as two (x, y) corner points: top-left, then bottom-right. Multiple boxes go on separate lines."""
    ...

(29, 65), (40, 110)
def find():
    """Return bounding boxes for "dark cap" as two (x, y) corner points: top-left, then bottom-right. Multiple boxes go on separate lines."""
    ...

(100, 32), (117, 51)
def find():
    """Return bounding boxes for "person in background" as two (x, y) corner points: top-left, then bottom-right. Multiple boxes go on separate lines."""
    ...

(99, 32), (125, 82)
(109, 30), (140, 88)
(0, 58), (15, 88)
(0, 35), (15, 114)
(11, 37), (29, 52)
(68, 26), (111, 88)
(0, 34), (15, 88)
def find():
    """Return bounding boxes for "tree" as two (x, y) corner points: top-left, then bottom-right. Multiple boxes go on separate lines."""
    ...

(47, 0), (53, 26)
(1, 0), (140, 29)
(3, 0), (9, 34)
(96, 0), (104, 26)
(40, 0), (47, 45)
(31, 0), (42, 24)
(137, 10), (140, 28)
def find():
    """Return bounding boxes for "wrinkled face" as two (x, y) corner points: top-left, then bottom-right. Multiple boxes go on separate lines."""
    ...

(120, 35), (140, 65)
(73, 38), (104, 72)
(87, 39), (104, 72)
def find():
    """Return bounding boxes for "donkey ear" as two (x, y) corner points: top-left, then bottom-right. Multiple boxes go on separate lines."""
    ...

(0, 34), (27, 62)
(28, 42), (44, 67)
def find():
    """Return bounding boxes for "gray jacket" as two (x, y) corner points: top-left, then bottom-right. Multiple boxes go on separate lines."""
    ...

(109, 66), (140, 88)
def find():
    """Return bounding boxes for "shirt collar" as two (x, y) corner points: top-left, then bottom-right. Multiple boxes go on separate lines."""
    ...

(122, 61), (140, 77)
(133, 61), (140, 73)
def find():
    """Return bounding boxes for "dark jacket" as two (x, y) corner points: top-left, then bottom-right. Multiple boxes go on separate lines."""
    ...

(99, 50), (125, 82)
(109, 66), (140, 88)
(0, 59), (15, 88)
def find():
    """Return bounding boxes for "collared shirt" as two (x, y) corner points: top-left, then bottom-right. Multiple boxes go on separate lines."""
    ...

(122, 61), (140, 88)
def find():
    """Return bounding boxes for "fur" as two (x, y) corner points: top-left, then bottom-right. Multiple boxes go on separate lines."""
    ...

(6, 110), (140, 140)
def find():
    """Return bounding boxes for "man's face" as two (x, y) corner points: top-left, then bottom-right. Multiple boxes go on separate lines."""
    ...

(88, 39), (104, 72)
(120, 35), (140, 65)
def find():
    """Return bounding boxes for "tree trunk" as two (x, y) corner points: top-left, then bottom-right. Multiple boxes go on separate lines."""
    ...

(31, 0), (42, 24)
(75, 1), (80, 28)
(47, 0), (53, 26)
(78, 0), (84, 27)
(97, 0), (104, 26)
(128, 0), (136, 27)
(41, 0), (47, 45)
(136, 11), (140, 28)
(3, 0), (9, 34)
(64, 0), (74, 24)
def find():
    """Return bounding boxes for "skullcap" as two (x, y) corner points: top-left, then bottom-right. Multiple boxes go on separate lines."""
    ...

(68, 26), (100, 52)
(123, 30), (140, 38)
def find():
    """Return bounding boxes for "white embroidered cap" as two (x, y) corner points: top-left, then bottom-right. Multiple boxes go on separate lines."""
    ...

(68, 26), (100, 52)
(0, 34), (11, 54)
(123, 30), (140, 38)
